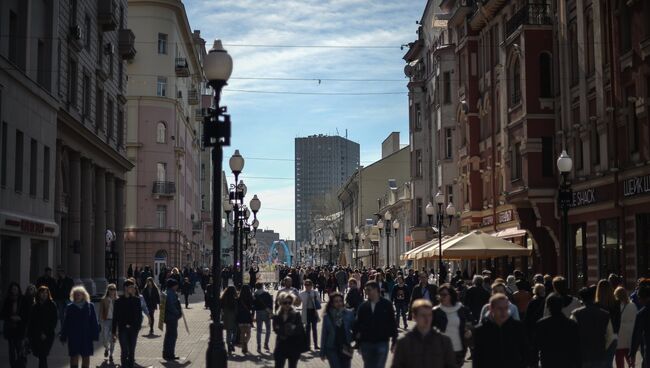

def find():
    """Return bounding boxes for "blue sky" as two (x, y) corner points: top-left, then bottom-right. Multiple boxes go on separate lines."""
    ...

(185, 0), (424, 239)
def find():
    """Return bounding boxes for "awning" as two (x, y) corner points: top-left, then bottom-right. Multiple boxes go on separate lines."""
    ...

(443, 230), (532, 259)
(418, 233), (465, 259)
(493, 227), (527, 239)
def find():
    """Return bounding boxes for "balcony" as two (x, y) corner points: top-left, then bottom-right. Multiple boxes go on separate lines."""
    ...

(98, 0), (118, 31)
(505, 3), (551, 39)
(152, 181), (176, 197)
(118, 29), (136, 60)
(175, 58), (189, 77)
(68, 25), (84, 52)
(195, 108), (206, 122)
(188, 88), (199, 105)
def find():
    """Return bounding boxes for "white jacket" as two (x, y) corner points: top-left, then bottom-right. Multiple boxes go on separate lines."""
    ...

(299, 289), (321, 325)
(617, 302), (638, 349)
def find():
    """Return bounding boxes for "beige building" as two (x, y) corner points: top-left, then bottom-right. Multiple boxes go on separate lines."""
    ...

(125, 0), (207, 277)
(338, 133), (410, 267)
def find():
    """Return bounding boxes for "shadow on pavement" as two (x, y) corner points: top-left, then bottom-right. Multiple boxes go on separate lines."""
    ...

(159, 360), (191, 367)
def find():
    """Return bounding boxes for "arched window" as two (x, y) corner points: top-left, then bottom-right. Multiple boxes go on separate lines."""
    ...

(539, 53), (552, 98)
(156, 121), (166, 143)
(510, 57), (521, 106)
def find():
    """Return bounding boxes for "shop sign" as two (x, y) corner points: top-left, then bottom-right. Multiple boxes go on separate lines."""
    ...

(571, 188), (597, 207)
(498, 210), (513, 224)
(4, 219), (54, 234)
(623, 174), (650, 198)
(481, 216), (494, 226)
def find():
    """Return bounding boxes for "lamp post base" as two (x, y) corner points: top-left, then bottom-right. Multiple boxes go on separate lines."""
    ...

(206, 321), (228, 368)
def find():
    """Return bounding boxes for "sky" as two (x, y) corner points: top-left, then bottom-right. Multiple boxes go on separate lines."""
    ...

(185, 0), (425, 240)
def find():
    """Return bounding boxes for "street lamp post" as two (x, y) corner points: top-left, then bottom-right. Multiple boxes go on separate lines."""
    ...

(557, 150), (574, 289)
(384, 211), (392, 268)
(203, 39), (232, 368)
(427, 191), (456, 285)
(377, 219), (384, 268)
(354, 226), (360, 267)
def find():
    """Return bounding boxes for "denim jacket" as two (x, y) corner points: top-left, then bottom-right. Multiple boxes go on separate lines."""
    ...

(165, 290), (182, 321)
(320, 308), (354, 356)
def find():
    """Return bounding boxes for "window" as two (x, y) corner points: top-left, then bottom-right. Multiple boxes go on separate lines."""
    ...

(585, 9), (594, 76)
(156, 205), (167, 228)
(575, 136), (584, 171)
(68, 58), (78, 107)
(97, 32), (103, 65)
(157, 77), (167, 97)
(539, 53), (552, 97)
(8, 11), (18, 65)
(444, 128), (453, 159)
(15, 130), (23, 192)
(415, 150), (423, 177)
(156, 162), (167, 182)
(156, 122), (166, 143)
(1, 121), (6, 186)
(591, 124), (600, 167)
(646, 2), (650, 39)
(118, 61), (123, 90)
(619, 3), (632, 53)
(416, 198), (423, 226)
(542, 137), (553, 177)
(106, 97), (114, 140)
(511, 142), (522, 180)
(82, 73), (90, 117)
(572, 224), (587, 286)
(510, 57), (521, 106)
(599, 218), (620, 278)
(95, 86), (104, 131)
(117, 109), (124, 148)
(29, 139), (37, 196)
(158, 33), (168, 54)
(43, 146), (50, 200)
(414, 104), (422, 130)
(108, 50), (113, 78)
(57, 43), (62, 97)
(637, 214), (650, 279)
(37, 40), (47, 88)
(446, 185), (454, 205)
(569, 20), (579, 86)
(70, 0), (78, 25)
(626, 86), (639, 154)
(84, 14), (91, 50)
(443, 72), (451, 104)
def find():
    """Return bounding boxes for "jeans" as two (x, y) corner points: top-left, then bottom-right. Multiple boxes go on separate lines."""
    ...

(239, 324), (252, 352)
(7, 338), (26, 368)
(100, 319), (115, 355)
(325, 348), (352, 368)
(255, 310), (271, 348)
(395, 302), (408, 328)
(606, 340), (617, 368)
(359, 341), (389, 368)
(305, 309), (319, 348)
(274, 356), (298, 368)
(148, 310), (155, 332)
(226, 328), (237, 350)
(55, 300), (68, 330)
(118, 327), (139, 368)
(163, 318), (178, 358)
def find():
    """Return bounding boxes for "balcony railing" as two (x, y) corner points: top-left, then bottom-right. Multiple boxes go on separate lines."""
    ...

(175, 58), (189, 77)
(152, 181), (176, 196)
(118, 29), (136, 60)
(188, 88), (199, 105)
(195, 108), (206, 122)
(505, 3), (551, 39)
(98, 0), (118, 31)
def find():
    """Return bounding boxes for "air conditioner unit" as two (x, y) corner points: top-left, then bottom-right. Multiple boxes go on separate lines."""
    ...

(104, 43), (114, 55)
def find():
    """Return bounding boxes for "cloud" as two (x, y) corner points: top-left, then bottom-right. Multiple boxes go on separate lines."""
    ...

(246, 185), (295, 240)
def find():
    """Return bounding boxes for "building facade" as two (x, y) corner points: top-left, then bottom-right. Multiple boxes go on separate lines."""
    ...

(125, 0), (206, 279)
(294, 134), (359, 246)
(1, 0), (135, 296)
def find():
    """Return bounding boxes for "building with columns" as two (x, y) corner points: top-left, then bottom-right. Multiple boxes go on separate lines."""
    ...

(125, 0), (207, 279)
(1, 0), (136, 295)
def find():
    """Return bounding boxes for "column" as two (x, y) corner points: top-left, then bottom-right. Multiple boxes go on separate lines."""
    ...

(104, 173), (115, 290)
(93, 167), (107, 294)
(80, 158), (95, 294)
(115, 179), (126, 287)
(68, 152), (82, 284)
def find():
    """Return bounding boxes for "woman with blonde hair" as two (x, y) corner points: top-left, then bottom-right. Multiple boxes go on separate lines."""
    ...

(98, 284), (117, 363)
(614, 286), (637, 368)
(60, 286), (99, 368)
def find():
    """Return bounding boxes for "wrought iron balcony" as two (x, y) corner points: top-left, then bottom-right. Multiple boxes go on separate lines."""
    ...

(152, 181), (176, 197)
(175, 58), (189, 77)
(118, 29), (136, 60)
(187, 88), (199, 105)
(505, 3), (551, 39)
(98, 0), (118, 32)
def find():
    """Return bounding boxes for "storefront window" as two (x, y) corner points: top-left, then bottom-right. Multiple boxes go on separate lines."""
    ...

(599, 218), (620, 278)
(574, 224), (587, 286)
(637, 214), (650, 278)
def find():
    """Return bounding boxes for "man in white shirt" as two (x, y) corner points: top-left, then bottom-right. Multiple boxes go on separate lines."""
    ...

(299, 280), (321, 350)
(275, 276), (301, 310)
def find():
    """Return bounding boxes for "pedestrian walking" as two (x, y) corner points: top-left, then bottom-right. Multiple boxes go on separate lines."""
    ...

(35, 268), (56, 295)
(473, 294), (528, 368)
(273, 292), (308, 368)
(432, 284), (472, 366)
(523, 283), (546, 345)
(571, 285), (614, 368)
(253, 282), (273, 352)
(462, 275), (490, 325)
(410, 273), (438, 313)
(2, 282), (29, 368)
(596, 279), (621, 366)
(533, 293), (580, 368)
(53, 267), (73, 330)
(276, 277), (301, 310)
(354, 280), (398, 368)
(249, 265), (260, 289)
(336, 268), (348, 294)
(544, 276), (581, 318)
(320, 292), (355, 368)
(142, 277), (161, 335)
(162, 279), (182, 361)
(181, 277), (192, 309)
(112, 280), (143, 368)
(98, 284), (117, 362)
(391, 276), (410, 330)
(391, 298), (456, 368)
(59, 286), (99, 368)
(477, 282), (520, 322)
(221, 285), (238, 354)
(615, 286), (638, 368)
(629, 285), (650, 368)
(299, 279), (321, 350)
(27, 286), (57, 368)
(237, 285), (254, 354)
(345, 278), (363, 314)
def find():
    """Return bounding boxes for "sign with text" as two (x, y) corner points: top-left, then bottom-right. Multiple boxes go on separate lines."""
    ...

(571, 188), (597, 207)
(623, 174), (650, 198)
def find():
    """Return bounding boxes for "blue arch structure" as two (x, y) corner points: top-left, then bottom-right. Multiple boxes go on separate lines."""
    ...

(269, 240), (292, 265)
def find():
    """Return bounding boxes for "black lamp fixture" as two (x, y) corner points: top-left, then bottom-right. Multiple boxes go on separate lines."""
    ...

(426, 190), (456, 285)
(557, 149), (573, 288)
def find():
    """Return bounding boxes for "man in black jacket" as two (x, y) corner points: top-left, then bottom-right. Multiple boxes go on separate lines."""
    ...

(409, 273), (438, 313)
(112, 280), (143, 368)
(354, 281), (397, 368)
(630, 286), (650, 367)
(571, 285), (613, 368)
(473, 294), (528, 368)
(463, 275), (490, 325)
(54, 266), (74, 330)
(534, 293), (580, 367)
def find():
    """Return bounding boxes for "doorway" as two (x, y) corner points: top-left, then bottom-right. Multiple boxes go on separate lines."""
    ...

(153, 249), (168, 283)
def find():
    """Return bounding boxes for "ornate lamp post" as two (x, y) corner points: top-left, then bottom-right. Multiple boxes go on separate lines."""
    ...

(384, 211), (392, 267)
(203, 39), (232, 368)
(392, 219), (400, 267)
(557, 150), (573, 288)
(354, 226), (360, 267)
(427, 191), (456, 285)
(377, 219), (384, 268)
